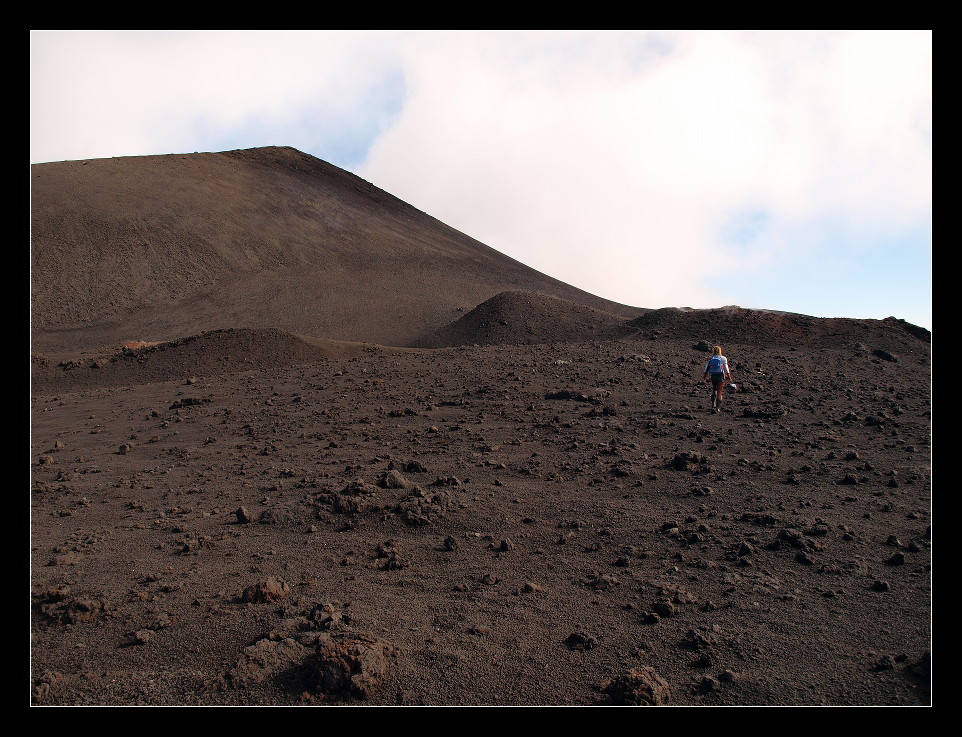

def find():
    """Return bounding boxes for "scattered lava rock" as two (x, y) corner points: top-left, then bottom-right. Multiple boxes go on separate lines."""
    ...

(872, 349), (898, 362)
(396, 487), (456, 526)
(217, 636), (312, 690)
(601, 667), (671, 705)
(546, 390), (599, 403)
(682, 625), (725, 652)
(742, 403), (788, 419)
(311, 632), (397, 700)
(377, 470), (410, 489)
(241, 577), (291, 603)
(39, 596), (104, 624)
(372, 540), (409, 570)
(565, 632), (599, 650)
(670, 452), (709, 472)
(885, 552), (906, 566)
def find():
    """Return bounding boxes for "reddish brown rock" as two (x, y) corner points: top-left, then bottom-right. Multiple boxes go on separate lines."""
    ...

(602, 667), (671, 705)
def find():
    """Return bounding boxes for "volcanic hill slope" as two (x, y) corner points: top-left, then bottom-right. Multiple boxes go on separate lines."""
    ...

(411, 290), (638, 349)
(30, 148), (931, 707)
(30, 146), (643, 356)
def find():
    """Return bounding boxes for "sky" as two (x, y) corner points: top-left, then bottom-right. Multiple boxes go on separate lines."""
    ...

(30, 30), (932, 330)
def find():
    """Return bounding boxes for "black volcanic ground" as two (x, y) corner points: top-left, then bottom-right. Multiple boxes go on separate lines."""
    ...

(30, 147), (931, 706)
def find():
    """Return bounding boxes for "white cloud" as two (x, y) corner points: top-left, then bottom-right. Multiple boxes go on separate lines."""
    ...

(30, 30), (402, 163)
(358, 31), (931, 313)
(30, 30), (931, 325)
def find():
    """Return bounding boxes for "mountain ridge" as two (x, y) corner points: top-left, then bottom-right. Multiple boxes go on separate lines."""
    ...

(31, 146), (646, 353)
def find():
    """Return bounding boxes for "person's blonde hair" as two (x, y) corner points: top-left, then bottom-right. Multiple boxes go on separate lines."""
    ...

(713, 345), (722, 355)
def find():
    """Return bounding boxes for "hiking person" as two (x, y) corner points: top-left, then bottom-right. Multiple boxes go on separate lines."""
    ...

(704, 345), (733, 412)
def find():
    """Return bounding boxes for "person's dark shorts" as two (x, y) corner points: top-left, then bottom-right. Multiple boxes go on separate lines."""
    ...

(709, 373), (727, 388)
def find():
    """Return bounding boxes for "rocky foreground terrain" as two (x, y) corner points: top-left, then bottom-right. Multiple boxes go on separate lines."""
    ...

(30, 312), (931, 706)
(31, 147), (931, 706)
